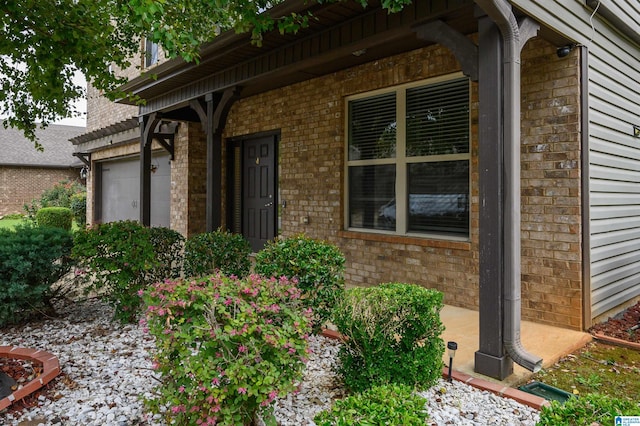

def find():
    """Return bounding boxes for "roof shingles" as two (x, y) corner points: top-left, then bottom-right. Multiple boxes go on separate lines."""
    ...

(0, 123), (85, 167)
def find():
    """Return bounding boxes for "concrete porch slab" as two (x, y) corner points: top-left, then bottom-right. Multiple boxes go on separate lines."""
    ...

(440, 305), (593, 387)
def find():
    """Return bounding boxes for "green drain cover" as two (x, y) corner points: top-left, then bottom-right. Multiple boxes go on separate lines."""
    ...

(518, 381), (574, 403)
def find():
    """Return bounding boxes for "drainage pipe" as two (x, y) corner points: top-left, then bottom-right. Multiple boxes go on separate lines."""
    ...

(474, 0), (543, 373)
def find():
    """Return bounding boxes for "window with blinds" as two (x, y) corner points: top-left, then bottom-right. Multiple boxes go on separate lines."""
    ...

(346, 76), (470, 238)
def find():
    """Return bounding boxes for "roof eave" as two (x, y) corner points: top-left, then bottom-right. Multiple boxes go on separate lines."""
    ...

(118, 0), (316, 104)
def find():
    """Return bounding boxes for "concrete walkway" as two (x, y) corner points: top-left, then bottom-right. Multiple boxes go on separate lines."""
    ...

(440, 305), (593, 387)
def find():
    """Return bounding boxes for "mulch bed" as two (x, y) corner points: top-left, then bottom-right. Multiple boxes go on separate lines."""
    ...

(588, 300), (640, 344)
(0, 358), (56, 416)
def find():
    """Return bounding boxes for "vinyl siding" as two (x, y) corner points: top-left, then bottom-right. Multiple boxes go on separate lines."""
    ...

(510, 0), (640, 319)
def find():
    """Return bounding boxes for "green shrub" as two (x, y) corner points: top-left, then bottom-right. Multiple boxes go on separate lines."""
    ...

(183, 228), (251, 278)
(254, 234), (345, 332)
(0, 224), (73, 326)
(314, 384), (429, 426)
(2, 213), (24, 220)
(149, 226), (184, 280)
(24, 179), (85, 221)
(70, 192), (87, 228)
(72, 220), (181, 323)
(333, 283), (444, 393)
(537, 393), (640, 426)
(142, 273), (312, 426)
(36, 206), (73, 230)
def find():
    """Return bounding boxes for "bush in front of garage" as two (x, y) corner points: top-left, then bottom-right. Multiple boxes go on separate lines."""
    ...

(36, 206), (73, 231)
(24, 179), (85, 222)
(150, 226), (185, 280)
(72, 220), (184, 323)
(70, 192), (87, 228)
(183, 228), (252, 279)
(0, 224), (74, 326)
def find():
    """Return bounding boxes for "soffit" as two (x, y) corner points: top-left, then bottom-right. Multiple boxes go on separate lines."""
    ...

(120, 0), (477, 113)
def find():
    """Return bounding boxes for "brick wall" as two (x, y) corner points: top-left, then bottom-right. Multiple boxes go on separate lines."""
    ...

(170, 122), (207, 236)
(223, 38), (583, 329)
(86, 47), (169, 132)
(86, 85), (138, 132)
(0, 166), (79, 217)
(224, 42), (481, 311)
(520, 39), (583, 329)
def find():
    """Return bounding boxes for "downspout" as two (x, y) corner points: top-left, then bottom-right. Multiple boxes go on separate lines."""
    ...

(474, 0), (543, 372)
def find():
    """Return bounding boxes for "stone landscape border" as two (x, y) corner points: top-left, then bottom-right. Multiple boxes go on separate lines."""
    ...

(0, 347), (61, 411)
(592, 333), (640, 351)
(321, 329), (549, 410)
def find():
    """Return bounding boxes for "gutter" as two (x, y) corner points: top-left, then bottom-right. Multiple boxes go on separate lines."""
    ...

(474, 0), (542, 373)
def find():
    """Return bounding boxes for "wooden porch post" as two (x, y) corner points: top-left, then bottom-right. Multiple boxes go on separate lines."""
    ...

(140, 113), (160, 227)
(474, 13), (513, 379)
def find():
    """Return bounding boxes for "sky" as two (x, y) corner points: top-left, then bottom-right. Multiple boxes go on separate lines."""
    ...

(54, 71), (87, 127)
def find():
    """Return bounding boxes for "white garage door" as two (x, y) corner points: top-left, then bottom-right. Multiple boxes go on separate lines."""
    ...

(100, 154), (171, 227)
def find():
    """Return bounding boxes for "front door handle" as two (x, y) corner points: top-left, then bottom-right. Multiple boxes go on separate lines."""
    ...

(265, 202), (273, 207)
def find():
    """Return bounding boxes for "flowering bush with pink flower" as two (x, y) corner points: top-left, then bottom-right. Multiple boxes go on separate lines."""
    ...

(142, 273), (313, 425)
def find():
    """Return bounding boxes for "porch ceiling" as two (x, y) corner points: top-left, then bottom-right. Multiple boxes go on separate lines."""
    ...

(119, 0), (477, 114)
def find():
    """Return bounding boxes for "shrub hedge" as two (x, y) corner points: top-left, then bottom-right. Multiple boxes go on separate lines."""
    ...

(0, 224), (73, 326)
(72, 220), (182, 323)
(314, 384), (429, 426)
(70, 192), (87, 228)
(36, 206), (73, 231)
(537, 393), (640, 426)
(183, 228), (251, 279)
(332, 282), (444, 392)
(254, 234), (345, 332)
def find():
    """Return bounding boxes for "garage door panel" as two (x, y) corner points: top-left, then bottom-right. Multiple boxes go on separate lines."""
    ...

(100, 154), (170, 227)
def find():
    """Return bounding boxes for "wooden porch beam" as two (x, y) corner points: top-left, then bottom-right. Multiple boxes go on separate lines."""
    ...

(413, 20), (479, 81)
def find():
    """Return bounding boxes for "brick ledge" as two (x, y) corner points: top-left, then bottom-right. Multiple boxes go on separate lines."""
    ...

(0, 347), (61, 411)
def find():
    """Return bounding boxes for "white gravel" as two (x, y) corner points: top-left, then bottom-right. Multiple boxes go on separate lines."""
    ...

(0, 298), (540, 425)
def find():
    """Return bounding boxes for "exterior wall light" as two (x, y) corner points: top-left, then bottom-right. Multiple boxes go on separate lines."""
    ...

(556, 44), (575, 58)
(79, 166), (89, 180)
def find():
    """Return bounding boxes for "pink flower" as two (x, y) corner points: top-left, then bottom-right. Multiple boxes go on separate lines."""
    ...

(171, 404), (186, 413)
(211, 377), (220, 386)
(238, 345), (247, 353)
(178, 386), (185, 393)
(238, 387), (247, 394)
(137, 289), (144, 296)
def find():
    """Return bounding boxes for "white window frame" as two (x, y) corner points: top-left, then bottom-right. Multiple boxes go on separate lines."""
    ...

(344, 72), (471, 241)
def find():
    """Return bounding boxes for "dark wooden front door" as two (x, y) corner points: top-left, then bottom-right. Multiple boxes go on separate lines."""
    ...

(243, 136), (276, 252)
